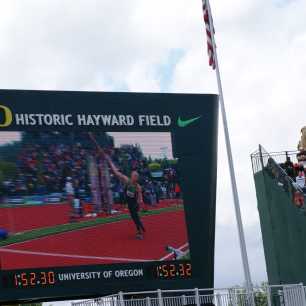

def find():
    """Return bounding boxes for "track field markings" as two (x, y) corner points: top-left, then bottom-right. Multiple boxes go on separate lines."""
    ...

(0, 248), (151, 263)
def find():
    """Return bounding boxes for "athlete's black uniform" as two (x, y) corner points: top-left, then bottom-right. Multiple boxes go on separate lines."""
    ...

(125, 181), (145, 232)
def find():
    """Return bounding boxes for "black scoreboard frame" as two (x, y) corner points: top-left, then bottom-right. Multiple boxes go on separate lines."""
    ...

(0, 90), (218, 302)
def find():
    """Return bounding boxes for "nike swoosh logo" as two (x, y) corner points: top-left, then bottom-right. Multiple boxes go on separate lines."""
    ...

(177, 116), (202, 128)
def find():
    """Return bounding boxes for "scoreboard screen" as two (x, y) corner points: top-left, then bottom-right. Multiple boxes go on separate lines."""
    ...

(0, 90), (218, 302)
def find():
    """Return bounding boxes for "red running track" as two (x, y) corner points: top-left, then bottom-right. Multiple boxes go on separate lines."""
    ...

(0, 204), (70, 233)
(0, 210), (188, 270)
(0, 200), (182, 233)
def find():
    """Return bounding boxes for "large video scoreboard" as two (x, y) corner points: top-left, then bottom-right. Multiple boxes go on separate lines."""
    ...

(0, 90), (218, 302)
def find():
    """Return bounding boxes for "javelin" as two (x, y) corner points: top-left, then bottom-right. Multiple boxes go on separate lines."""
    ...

(88, 132), (102, 150)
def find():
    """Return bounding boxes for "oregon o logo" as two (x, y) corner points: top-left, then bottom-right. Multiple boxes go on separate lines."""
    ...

(0, 104), (13, 127)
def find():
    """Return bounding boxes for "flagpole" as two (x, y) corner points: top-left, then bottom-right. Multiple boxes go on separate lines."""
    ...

(205, 0), (254, 298)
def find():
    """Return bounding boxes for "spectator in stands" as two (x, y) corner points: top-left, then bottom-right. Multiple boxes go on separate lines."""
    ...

(296, 171), (306, 193)
(1, 132), (181, 209)
(283, 156), (295, 179)
(299, 163), (305, 173)
(175, 183), (181, 199)
(65, 177), (74, 205)
(73, 179), (83, 217)
(153, 181), (161, 204)
(293, 163), (300, 177)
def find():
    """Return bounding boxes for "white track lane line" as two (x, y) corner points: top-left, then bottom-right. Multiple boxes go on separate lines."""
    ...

(159, 242), (189, 261)
(0, 212), (186, 263)
(1, 209), (180, 248)
(0, 217), (134, 248)
(0, 248), (152, 262)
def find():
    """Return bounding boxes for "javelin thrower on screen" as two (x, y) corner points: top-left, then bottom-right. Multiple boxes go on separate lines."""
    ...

(89, 133), (146, 240)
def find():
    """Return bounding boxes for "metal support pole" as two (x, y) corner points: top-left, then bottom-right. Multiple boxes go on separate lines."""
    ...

(146, 297), (151, 306)
(181, 294), (187, 306)
(119, 292), (124, 306)
(195, 288), (200, 306)
(157, 289), (163, 306)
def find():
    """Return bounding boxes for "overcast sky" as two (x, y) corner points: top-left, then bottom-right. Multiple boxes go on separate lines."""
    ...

(0, 0), (305, 297)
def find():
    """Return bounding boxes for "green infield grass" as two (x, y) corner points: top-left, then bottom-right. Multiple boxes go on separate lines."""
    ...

(0, 205), (183, 247)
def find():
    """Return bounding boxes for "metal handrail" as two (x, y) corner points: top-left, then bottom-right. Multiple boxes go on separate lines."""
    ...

(260, 144), (304, 194)
(70, 286), (273, 306)
(71, 284), (306, 306)
(251, 149), (299, 158)
(250, 146), (302, 174)
(251, 145), (304, 196)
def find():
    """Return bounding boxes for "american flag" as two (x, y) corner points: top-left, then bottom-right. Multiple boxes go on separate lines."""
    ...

(202, 0), (216, 69)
